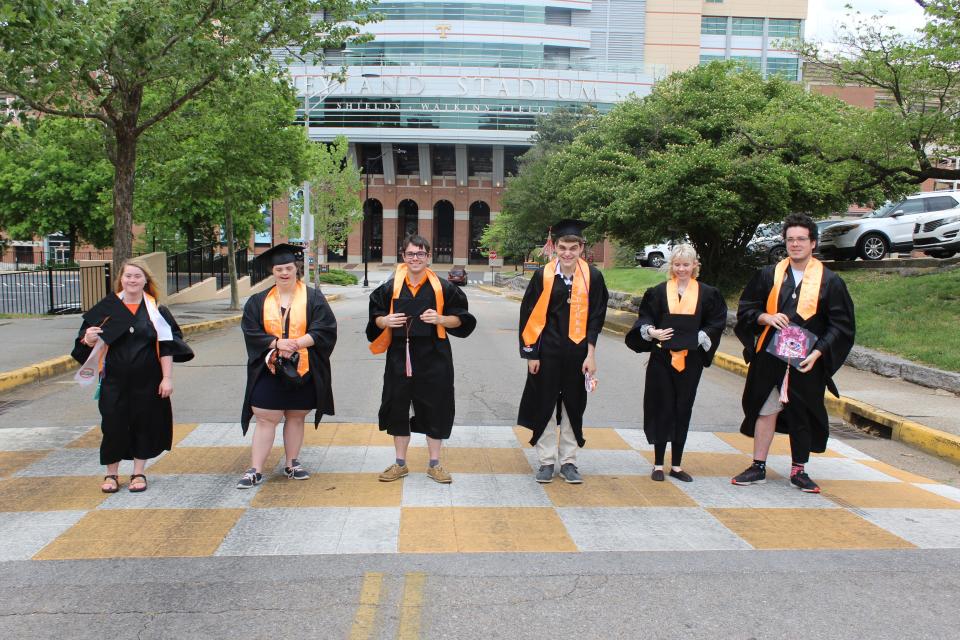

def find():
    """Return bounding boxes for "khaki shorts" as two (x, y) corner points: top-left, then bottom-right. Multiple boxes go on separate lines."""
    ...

(759, 387), (783, 416)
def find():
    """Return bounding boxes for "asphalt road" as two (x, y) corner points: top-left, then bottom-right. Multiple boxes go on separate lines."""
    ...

(0, 270), (81, 315)
(1, 286), (959, 639)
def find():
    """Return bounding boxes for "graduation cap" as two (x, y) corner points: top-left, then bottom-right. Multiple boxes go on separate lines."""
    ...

(82, 295), (135, 345)
(256, 243), (304, 267)
(552, 219), (590, 240)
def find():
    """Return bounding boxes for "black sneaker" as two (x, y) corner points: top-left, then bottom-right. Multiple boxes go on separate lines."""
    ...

(284, 458), (310, 480)
(731, 464), (766, 486)
(790, 471), (821, 493)
(236, 468), (262, 489)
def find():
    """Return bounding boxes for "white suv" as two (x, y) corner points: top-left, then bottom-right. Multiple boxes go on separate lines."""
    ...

(818, 191), (960, 261)
(913, 203), (960, 259)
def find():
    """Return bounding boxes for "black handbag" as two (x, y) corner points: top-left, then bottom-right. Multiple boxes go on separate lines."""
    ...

(275, 351), (306, 387)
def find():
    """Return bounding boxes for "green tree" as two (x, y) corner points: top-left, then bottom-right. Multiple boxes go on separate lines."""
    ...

(0, 118), (113, 259)
(137, 70), (313, 308)
(543, 63), (886, 289)
(0, 0), (377, 276)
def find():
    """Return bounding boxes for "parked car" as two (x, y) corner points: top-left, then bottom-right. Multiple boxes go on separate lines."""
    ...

(814, 219), (844, 257)
(635, 241), (675, 268)
(747, 222), (786, 264)
(912, 208), (960, 259)
(818, 191), (960, 261)
(447, 266), (468, 286)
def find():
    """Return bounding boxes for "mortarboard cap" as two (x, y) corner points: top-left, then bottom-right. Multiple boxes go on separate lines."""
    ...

(82, 295), (135, 345)
(256, 243), (304, 267)
(552, 219), (590, 239)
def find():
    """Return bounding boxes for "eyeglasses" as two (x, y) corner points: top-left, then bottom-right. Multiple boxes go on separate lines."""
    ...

(404, 251), (428, 260)
(785, 237), (811, 244)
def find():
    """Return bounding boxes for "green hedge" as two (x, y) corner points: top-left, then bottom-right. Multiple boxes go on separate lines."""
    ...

(315, 269), (358, 286)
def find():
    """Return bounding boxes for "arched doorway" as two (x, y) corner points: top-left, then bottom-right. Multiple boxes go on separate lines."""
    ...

(397, 199), (419, 257)
(364, 198), (383, 262)
(433, 200), (454, 264)
(468, 201), (490, 265)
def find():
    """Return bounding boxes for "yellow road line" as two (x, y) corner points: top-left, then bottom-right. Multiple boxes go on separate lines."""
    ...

(397, 572), (426, 640)
(349, 572), (384, 640)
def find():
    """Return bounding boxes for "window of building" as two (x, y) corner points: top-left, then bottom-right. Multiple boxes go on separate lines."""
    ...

(730, 55), (762, 72)
(705, 0), (724, 3)
(504, 147), (526, 177)
(768, 19), (801, 39)
(432, 145), (457, 176)
(394, 144), (420, 175)
(468, 146), (492, 176)
(732, 17), (764, 37)
(366, 3), (545, 23)
(699, 54), (726, 65)
(357, 143), (384, 174)
(701, 16), (727, 36)
(766, 57), (799, 80)
(345, 41), (546, 69)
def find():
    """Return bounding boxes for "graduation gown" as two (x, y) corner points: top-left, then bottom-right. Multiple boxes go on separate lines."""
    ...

(240, 284), (337, 435)
(71, 297), (193, 465)
(735, 265), (855, 453)
(366, 276), (476, 439)
(625, 281), (727, 445)
(517, 265), (609, 447)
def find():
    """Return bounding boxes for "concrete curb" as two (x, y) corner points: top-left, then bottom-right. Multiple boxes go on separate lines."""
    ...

(0, 294), (342, 394)
(479, 283), (960, 465)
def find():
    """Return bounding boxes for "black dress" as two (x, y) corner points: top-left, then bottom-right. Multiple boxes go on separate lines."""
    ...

(516, 265), (609, 447)
(240, 284), (338, 435)
(625, 281), (727, 445)
(71, 299), (192, 465)
(366, 276), (476, 440)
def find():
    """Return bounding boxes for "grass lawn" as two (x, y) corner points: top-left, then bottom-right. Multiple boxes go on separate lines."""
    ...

(837, 269), (960, 372)
(598, 267), (666, 295)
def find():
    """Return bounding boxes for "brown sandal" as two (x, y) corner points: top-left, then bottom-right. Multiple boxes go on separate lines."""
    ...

(101, 475), (120, 494)
(128, 474), (148, 493)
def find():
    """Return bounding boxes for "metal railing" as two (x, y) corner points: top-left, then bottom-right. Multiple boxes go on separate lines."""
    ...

(0, 265), (94, 315)
(166, 244), (261, 294)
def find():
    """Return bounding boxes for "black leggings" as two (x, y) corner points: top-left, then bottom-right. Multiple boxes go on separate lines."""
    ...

(653, 430), (688, 467)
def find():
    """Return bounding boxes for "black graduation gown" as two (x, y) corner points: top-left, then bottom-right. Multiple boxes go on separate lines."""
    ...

(625, 281), (727, 445)
(735, 265), (856, 453)
(71, 298), (193, 465)
(366, 276), (476, 439)
(240, 284), (338, 435)
(516, 265), (609, 447)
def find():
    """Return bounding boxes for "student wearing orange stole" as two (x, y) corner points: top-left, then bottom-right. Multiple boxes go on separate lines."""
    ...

(71, 260), (193, 493)
(732, 214), (855, 493)
(238, 244), (337, 489)
(625, 245), (726, 483)
(367, 234), (476, 484)
(517, 220), (609, 485)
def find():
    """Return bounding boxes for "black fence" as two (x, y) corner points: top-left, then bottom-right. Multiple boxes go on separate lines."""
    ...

(166, 244), (262, 294)
(0, 264), (106, 315)
(0, 249), (114, 268)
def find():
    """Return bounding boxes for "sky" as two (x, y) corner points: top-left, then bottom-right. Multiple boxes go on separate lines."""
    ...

(806, 0), (929, 45)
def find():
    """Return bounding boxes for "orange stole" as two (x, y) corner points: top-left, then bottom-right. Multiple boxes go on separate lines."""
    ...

(756, 258), (824, 353)
(521, 258), (591, 348)
(263, 281), (309, 376)
(666, 278), (699, 372)
(369, 264), (446, 354)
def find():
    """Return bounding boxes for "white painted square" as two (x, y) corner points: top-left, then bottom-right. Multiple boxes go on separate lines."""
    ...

(825, 438), (875, 461)
(98, 474), (259, 510)
(179, 423), (275, 447)
(913, 483), (960, 504)
(0, 511), (87, 561)
(295, 446), (396, 474)
(446, 425), (522, 448)
(858, 509), (960, 549)
(14, 449), (164, 477)
(401, 473), (550, 507)
(677, 476), (839, 509)
(765, 456), (899, 482)
(558, 507), (751, 551)
(613, 429), (650, 451)
(524, 449), (651, 475)
(215, 507), (400, 555)
(0, 426), (92, 451)
(612, 430), (738, 453)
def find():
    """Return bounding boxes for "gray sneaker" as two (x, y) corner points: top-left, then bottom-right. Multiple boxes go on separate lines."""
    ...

(535, 464), (555, 483)
(236, 468), (262, 489)
(560, 463), (583, 484)
(284, 458), (310, 480)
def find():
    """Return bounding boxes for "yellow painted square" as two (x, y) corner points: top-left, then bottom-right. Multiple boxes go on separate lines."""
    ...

(715, 432), (841, 458)
(638, 451), (781, 479)
(399, 507), (577, 553)
(148, 446), (283, 475)
(302, 422), (394, 447)
(708, 508), (914, 550)
(0, 476), (109, 512)
(513, 426), (534, 448)
(34, 508), (244, 560)
(820, 480), (960, 509)
(543, 475), (696, 507)
(404, 448), (531, 474)
(581, 428), (632, 450)
(65, 423), (197, 449)
(252, 473), (401, 507)
(857, 460), (933, 484)
(0, 450), (49, 478)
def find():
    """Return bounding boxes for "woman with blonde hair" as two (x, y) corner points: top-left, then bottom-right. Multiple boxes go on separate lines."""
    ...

(625, 244), (727, 482)
(71, 259), (193, 493)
